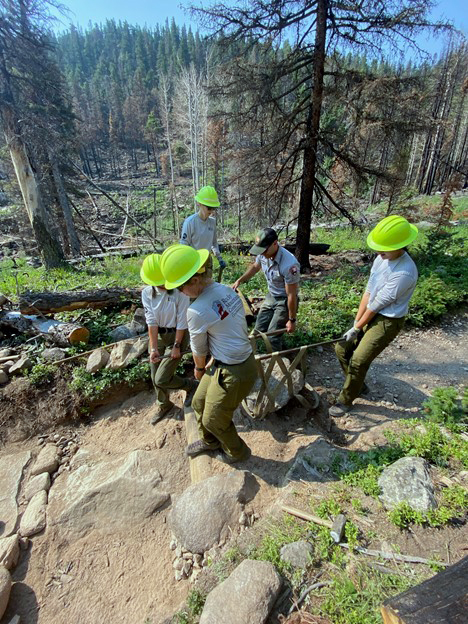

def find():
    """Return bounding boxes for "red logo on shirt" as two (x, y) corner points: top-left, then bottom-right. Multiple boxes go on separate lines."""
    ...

(212, 300), (229, 320)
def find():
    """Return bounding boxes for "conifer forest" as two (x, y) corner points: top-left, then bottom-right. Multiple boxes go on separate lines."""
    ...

(0, 0), (466, 268)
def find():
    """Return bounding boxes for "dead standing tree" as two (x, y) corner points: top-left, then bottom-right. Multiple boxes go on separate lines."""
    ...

(191, 0), (450, 269)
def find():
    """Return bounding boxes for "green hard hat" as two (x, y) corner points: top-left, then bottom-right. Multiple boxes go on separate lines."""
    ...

(140, 254), (165, 286)
(160, 244), (210, 289)
(367, 215), (418, 251)
(194, 185), (220, 208)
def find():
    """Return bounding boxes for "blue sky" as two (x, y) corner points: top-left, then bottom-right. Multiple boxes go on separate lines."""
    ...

(54, 0), (466, 56)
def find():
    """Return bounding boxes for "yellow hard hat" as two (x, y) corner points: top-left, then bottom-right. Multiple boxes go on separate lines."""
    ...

(367, 215), (418, 251)
(194, 185), (220, 208)
(160, 244), (210, 289)
(140, 254), (164, 286)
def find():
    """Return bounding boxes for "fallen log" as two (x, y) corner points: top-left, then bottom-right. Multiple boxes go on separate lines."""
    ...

(381, 555), (467, 623)
(19, 287), (142, 314)
(0, 312), (89, 346)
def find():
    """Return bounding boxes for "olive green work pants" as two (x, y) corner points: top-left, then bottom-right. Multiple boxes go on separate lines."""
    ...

(150, 331), (190, 407)
(254, 293), (289, 352)
(335, 314), (405, 406)
(192, 353), (258, 460)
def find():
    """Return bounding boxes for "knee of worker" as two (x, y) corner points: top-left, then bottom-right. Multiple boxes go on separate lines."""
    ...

(348, 353), (372, 377)
(202, 406), (235, 437)
(192, 392), (205, 416)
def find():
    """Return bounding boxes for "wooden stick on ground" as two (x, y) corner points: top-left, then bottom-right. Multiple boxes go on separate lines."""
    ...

(281, 505), (333, 529)
(339, 543), (448, 566)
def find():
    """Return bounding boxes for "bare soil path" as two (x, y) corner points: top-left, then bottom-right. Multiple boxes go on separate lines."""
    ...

(3, 312), (467, 624)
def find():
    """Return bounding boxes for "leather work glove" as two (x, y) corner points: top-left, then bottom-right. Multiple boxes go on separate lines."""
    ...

(218, 258), (227, 270)
(342, 326), (360, 343)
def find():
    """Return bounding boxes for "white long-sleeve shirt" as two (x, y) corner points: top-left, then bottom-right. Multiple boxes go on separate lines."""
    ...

(141, 286), (189, 330)
(366, 252), (418, 318)
(187, 282), (252, 364)
(180, 213), (222, 259)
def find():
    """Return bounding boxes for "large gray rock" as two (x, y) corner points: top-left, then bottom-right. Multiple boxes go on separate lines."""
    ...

(0, 535), (20, 570)
(280, 540), (313, 569)
(0, 566), (12, 620)
(109, 325), (137, 342)
(19, 490), (47, 537)
(30, 443), (59, 476)
(243, 358), (304, 417)
(199, 559), (281, 624)
(86, 348), (110, 373)
(106, 341), (132, 370)
(48, 450), (169, 537)
(41, 348), (66, 362)
(0, 452), (31, 537)
(23, 472), (51, 502)
(378, 457), (437, 511)
(170, 471), (258, 554)
(123, 336), (149, 366)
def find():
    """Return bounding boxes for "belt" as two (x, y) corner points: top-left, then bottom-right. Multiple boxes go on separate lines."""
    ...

(159, 327), (176, 334)
(213, 354), (251, 368)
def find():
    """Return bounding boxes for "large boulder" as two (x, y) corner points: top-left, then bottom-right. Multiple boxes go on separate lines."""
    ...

(48, 450), (169, 538)
(199, 559), (282, 624)
(378, 457), (437, 511)
(123, 336), (149, 366)
(0, 451), (31, 537)
(243, 358), (304, 417)
(106, 341), (132, 370)
(9, 355), (33, 375)
(23, 472), (51, 502)
(41, 348), (66, 362)
(170, 471), (258, 554)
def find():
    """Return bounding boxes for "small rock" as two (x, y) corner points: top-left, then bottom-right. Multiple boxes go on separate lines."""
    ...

(109, 325), (137, 342)
(175, 545), (183, 559)
(182, 552), (193, 560)
(0, 348), (12, 358)
(9, 356), (33, 375)
(1, 361), (15, 373)
(239, 512), (247, 526)
(0, 371), (8, 384)
(86, 348), (110, 373)
(280, 540), (313, 569)
(0, 535), (20, 570)
(190, 568), (201, 583)
(41, 348), (66, 362)
(183, 560), (192, 576)
(193, 554), (203, 566)
(173, 558), (184, 571)
(0, 566), (12, 620)
(170, 539), (177, 551)
(31, 443), (59, 475)
(175, 570), (183, 582)
(19, 490), (48, 537)
(23, 472), (51, 501)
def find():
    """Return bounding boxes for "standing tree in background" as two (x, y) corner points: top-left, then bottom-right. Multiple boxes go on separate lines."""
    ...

(192, 0), (450, 269)
(0, 0), (79, 266)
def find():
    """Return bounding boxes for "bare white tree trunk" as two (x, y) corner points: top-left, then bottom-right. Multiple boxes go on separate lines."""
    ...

(159, 76), (179, 235)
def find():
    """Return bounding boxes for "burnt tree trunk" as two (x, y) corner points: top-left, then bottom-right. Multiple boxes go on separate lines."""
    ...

(295, 0), (327, 271)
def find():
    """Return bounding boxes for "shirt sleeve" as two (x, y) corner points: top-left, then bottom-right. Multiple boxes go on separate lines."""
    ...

(283, 262), (300, 285)
(211, 220), (222, 259)
(187, 309), (210, 356)
(366, 256), (380, 293)
(180, 217), (191, 246)
(368, 272), (417, 313)
(176, 293), (190, 330)
(141, 288), (157, 327)
(255, 255), (262, 267)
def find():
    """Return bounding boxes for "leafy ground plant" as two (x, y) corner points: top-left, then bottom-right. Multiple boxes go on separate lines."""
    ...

(70, 360), (150, 400)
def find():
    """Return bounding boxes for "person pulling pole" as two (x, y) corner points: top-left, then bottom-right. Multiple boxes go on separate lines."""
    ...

(330, 215), (419, 418)
(160, 244), (257, 464)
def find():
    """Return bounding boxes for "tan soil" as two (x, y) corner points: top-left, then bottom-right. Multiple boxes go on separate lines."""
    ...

(2, 312), (467, 624)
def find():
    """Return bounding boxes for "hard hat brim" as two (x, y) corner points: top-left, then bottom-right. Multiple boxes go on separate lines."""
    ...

(195, 197), (220, 208)
(164, 249), (210, 289)
(367, 223), (418, 251)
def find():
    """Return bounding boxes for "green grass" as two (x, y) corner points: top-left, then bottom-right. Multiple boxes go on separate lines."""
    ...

(70, 359), (150, 400)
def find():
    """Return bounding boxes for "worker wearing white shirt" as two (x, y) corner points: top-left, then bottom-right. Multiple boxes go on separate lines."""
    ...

(140, 254), (196, 424)
(180, 185), (226, 271)
(160, 244), (257, 464)
(331, 216), (419, 417)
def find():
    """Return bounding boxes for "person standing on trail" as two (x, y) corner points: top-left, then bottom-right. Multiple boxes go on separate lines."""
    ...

(160, 244), (257, 464)
(180, 185), (226, 274)
(140, 254), (197, 425)
(330, 215), (419, 418)
(231, 227), (300, 352)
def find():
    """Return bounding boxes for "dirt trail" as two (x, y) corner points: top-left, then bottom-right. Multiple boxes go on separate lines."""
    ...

(3, 312), (467, 624)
